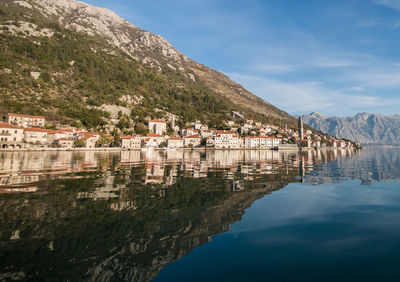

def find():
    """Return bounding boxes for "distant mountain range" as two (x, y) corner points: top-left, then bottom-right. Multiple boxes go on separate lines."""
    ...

(301, 112), (400, 145)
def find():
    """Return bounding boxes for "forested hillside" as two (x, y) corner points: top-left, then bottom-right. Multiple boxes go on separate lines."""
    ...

(0, 0), (298, 131)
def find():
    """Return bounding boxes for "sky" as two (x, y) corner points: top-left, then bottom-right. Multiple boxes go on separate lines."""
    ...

(83, 0), (400, 116)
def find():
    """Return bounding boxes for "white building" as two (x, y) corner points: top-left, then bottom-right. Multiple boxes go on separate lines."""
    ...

(47, 131), (67, 144)
(120, 135), (142, 149)
(141, 138), (159, 149)
(24, 128), (51, 144)
(148, 120), (167, 135)
(58, 128), (75, 139)
(200, 129), (213, 138)
(0, 123), (24, 147)
(259, 127), (272, 136)
(8, 113), (45, 128)
(184, 135), (201, 148)
(245, 136), (282, 149)
(53, 138), (73, 148)
(74, 132), (100, 148)
(194, 120), (202, 130)
(214, 130), (242, 149)
(146, 134), (165, 145)
(167, 137), (184, 149)
(181, 128), (198, 137)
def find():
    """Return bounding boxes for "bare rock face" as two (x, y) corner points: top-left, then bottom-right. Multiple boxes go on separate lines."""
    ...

(301, 112), (400, 145)
(19, 0), (193, 73)
(12, 0), (295, 122)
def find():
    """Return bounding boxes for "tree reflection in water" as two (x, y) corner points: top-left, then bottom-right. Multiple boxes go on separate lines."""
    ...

(0, 148), (359, 281)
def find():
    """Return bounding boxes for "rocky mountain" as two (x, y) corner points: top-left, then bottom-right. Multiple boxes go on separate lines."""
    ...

(0, 0), (296, 129)
(301, 112), (400, 145)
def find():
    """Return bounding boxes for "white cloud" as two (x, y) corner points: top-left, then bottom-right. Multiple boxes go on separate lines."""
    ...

(226, 72), (398, 115)
(356, 18), (379, 28)
(312, 56), (356, 68)
(250, 63), (296, 74)
(372, 0), (400, 10)
(345, 71), (400, 88)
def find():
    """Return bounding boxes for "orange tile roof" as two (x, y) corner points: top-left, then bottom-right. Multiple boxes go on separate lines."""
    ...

(8, 113), (45, 119)
(146, 134), (163, 137)
(217, 130), (236, 134)
(245, 136), (279, 139)
(80, 132), (99, 137)
(185, 135), (201, 138)
(149, 120), (167, 123)
(58, 128), (74, 132)
(0, 123), (21, 129)
(24, 128), (52, 133)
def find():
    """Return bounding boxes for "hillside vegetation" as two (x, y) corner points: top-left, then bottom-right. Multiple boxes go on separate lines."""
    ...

(0, 0), (298, 130)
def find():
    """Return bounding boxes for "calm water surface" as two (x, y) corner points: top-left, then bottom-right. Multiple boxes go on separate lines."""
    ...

(1, 148), (400, 281)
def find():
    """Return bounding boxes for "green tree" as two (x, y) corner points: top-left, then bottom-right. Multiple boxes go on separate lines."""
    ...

(73, 139), (85, 147)
(112, 129), (120, 147)
(117, 117), (131, 130)
(134, 122), (148, 135)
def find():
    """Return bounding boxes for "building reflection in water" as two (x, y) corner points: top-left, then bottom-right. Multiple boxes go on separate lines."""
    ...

(0, 148), (362, 193)
(2, 147), (394, 281)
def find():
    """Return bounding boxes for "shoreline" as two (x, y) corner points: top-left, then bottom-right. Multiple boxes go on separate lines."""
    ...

(0, 147), (357, 152)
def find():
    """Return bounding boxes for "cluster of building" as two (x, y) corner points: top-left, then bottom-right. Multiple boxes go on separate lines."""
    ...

(0, 112), (359, 150)
(0, 113), (100, 149)
(121, 116), (359, 150)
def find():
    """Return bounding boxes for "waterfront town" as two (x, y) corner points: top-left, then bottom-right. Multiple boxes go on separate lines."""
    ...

(0, 112), (359, 150)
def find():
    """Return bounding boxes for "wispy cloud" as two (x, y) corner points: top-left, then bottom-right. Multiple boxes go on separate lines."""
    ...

(356, 17), (400, 29)
(356, 18), (379, 28)
(345, 70), (400, 88)
(226, 72), (399, 115)
(372, 0), (400, 10)
(250, 63), (297, 74)
(312, 56), (356, 68)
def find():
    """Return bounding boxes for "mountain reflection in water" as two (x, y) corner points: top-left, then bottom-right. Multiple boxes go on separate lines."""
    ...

(0, 148), (360, 281)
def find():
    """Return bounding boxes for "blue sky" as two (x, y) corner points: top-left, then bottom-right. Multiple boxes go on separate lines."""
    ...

(83, 0), (400, 116)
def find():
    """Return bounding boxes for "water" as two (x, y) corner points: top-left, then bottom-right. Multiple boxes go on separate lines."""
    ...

(0, 148), (399, 281)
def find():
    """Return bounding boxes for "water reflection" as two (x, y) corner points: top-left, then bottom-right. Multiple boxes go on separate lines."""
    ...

(306, 147), (400, 185)
(0, 149), (359, 191)
(0, 148), (362, 281)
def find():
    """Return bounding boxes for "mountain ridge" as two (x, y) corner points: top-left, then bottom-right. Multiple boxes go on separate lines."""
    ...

(301, 112), (400, 145)
(0, 0), (296, 130)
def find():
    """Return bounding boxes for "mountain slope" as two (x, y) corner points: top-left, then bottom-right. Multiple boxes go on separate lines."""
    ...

(301, 112), (400, 145)
(0, 0), (296, 129)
